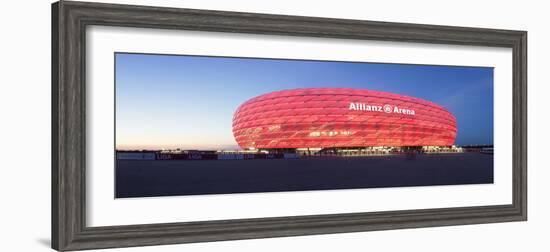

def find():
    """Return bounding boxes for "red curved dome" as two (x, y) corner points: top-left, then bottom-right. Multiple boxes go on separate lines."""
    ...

(232, 88), (457, 149)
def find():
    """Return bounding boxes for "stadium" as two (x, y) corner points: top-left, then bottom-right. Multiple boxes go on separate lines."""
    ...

(232, 88), (459, 155)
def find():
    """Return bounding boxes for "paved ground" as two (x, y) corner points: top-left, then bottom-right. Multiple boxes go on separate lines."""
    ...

(116, 153), (493, 198)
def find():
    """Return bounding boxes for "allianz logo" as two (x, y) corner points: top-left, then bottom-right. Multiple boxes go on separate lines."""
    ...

(348, 102), (415, 115)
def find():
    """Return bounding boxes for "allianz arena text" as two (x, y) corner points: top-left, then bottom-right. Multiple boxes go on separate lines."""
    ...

(232, 88), (457, 150)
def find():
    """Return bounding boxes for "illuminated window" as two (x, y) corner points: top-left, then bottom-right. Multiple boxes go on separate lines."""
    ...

(309, 131), (321, 137)
(268, 125), (281, 131)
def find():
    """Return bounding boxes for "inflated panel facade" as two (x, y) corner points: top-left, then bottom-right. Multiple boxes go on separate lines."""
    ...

(232, 88), (457, 149)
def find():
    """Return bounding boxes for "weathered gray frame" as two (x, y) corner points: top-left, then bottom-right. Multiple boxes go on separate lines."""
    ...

(51, 1), (527, 251)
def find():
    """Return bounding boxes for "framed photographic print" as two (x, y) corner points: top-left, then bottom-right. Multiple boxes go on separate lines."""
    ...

(52, 1), (527, 251)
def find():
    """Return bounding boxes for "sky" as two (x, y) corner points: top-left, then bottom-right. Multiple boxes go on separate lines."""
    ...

(115, 53), (493, 150)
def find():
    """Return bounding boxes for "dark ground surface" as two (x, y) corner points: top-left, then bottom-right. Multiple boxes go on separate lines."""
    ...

(115, 153), (493, 198)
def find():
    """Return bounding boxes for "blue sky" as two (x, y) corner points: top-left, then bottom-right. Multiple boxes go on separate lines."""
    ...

(115, 53), (493, 150)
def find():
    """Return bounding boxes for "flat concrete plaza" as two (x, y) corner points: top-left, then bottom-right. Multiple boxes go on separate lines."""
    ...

(116, 152), (493, 198)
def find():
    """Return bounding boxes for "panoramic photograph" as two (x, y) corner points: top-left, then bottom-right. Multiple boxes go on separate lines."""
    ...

(115, 52), (494, 198)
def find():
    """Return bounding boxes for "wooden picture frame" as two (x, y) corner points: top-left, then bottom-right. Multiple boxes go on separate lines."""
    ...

(52, 1), (527, 250)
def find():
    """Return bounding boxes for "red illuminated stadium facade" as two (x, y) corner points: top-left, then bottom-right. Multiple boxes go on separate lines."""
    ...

(232, 88), (457, 152)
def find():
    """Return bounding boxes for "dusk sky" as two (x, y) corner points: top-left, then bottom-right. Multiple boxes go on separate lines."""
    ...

(115, 53), (493, 150)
